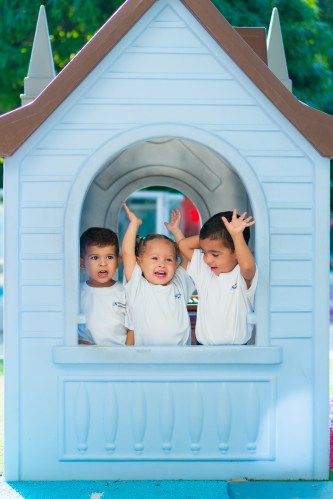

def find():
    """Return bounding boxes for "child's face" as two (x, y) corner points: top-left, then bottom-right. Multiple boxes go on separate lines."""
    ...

(80, 244), (120, 287)
(137, 239), (178, 286)
(200, 237), (238, 275)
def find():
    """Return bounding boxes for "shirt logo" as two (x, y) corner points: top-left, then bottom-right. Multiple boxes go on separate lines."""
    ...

(174, 293), (181, 299)
(231, 283), (237, 290)
(113, 301), (126, 309)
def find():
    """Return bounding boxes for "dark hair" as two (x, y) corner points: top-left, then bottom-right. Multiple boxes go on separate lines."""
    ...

(136, 234), (179, 259)
(80, 227), (119, 257)
(199, 211), (250, 251)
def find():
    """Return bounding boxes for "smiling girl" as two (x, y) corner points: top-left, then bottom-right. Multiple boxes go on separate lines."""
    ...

(122, 203), (194, 346)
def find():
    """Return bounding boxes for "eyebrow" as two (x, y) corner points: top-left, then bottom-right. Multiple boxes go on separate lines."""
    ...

(87, 251), (117, 256)
(148, 254), (175, 258)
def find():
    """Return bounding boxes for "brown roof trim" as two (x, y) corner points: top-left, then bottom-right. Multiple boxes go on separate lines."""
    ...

(0, 0), (332, 157)
(235, 28), (268, 65)
(0, 0), (155, 157)
(181, 0), (333, 157)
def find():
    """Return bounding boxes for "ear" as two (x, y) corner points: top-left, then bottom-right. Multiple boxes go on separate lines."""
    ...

(117, 256), (121, 267)
(80, 257), (85, 269)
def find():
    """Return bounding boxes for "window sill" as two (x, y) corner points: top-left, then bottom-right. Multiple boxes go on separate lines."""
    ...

(52, 345), (282, 365)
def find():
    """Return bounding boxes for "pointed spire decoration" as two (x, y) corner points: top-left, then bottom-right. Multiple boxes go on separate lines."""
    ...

(21, 5), (56, 106)
(267, 7), (292, 92)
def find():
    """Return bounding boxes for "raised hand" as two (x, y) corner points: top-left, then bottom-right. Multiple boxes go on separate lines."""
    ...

(122, 202), (142, 281)
(222, 209), (255, 236)
(123, 202), (142, 227)
(164, 208), (181, 233)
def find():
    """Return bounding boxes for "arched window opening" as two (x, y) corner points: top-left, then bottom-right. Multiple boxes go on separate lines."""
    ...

(75, 136), (263, 350)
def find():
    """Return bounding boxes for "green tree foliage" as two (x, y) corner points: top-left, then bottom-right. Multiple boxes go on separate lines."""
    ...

(319, 0), (333, 25)
(0, 0), (122, 114)
(0, 0), (332, 115)
(212, 0), (333, 115)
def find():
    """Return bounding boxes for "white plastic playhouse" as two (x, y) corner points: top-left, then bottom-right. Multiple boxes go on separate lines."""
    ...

(0, 0), (333, 481)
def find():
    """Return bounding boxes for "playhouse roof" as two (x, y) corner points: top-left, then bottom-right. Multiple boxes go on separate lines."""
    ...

(0, 0), (333, 158)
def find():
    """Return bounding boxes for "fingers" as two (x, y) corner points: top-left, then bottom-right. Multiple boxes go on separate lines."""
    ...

(122, 202), (130, 216)
(171, 208), (181, 218)
(123, 202), (135, 220)
(239, 211), (251, 220)
(123, 202), (142, 225)
(221, 216), (228, 227)
(222, 210), (256, 228)
(168, 208), (181, 226)
(234, 210), (255, 223)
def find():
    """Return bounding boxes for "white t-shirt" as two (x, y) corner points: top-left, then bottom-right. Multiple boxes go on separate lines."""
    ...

(188, 250), (258, 345)
(125, 264), (195, 346)
(78, 281), (129, 346)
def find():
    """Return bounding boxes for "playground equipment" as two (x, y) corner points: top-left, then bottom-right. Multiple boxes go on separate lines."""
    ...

(0, 0), (332, 481)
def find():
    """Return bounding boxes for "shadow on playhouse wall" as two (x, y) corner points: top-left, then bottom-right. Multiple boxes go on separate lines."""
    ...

(0, 0), (333, 482)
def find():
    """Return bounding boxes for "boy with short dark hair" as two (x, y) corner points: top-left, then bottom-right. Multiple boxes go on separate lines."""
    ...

(179, 209), (257, 345)
(79, 227), (134, 346)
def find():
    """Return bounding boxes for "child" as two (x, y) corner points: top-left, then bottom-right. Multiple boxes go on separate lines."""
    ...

(79, 227), (134, 346)
(122, 203), (195, 346)
(178, 209), (257, 345)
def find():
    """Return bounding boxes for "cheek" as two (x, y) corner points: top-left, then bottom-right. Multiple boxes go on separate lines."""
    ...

(167, 262), (177, 272)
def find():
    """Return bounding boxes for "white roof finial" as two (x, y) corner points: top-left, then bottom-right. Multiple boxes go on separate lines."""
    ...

(21, 5), (56, 106)
(267, 7), (292, 92)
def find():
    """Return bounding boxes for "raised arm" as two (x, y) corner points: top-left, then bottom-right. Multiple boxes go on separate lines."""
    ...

(164, 208), (184, 243)
(164, 208), (188, 268)
(178, 235), (200, 265)
(222, 209), (256, 286)
(121, 202), (142, 282)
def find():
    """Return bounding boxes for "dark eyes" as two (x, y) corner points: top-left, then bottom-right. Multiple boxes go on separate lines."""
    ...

(150, 256), (174, 262)
(201, 251), (219, 257)
(90, 255), (114, 260)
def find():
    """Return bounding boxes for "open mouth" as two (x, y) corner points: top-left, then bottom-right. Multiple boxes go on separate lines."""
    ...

(155, 271), (167, 278)
(98, 270), (109, 278)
